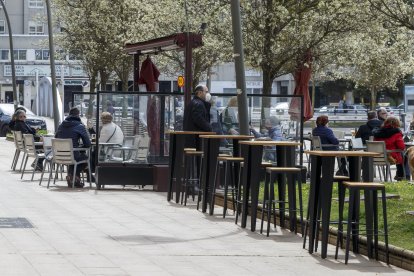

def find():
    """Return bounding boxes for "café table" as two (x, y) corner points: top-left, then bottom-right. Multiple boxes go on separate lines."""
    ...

(238, 140), (301, 232)
(304, 150), (380, 259)
(198, 134), (253, 214)
(167, 131), (215, 203)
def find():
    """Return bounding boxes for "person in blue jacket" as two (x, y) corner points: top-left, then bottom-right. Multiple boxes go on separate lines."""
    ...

(55, 107), (91, 187)
(250, 116), (284, 161)
(312, 115), (348, 175)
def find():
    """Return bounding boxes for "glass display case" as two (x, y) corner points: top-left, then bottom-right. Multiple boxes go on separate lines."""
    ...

(72, 91), (303, 189)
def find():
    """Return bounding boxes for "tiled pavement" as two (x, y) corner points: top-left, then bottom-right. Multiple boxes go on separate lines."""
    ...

(0, 137), (411, 275)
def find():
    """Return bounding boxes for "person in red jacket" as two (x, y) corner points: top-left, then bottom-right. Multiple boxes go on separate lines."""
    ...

(373, 117), (407, 180)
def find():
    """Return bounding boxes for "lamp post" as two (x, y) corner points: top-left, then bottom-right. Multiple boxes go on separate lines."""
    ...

(45, 0), (60, 131)
(0, 0), (18, 110)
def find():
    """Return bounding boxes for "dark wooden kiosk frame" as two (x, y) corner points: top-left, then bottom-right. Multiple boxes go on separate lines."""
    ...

(125, 32), (203, 107)
(92, 33), (203, 189)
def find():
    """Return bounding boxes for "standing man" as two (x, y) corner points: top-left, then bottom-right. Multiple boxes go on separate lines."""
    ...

(183, 85), (212, 147)
(355, 111), (382, 144)
(55, 107), (91, 187)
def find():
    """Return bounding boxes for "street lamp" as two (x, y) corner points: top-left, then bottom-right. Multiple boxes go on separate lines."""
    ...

(45, 0), (60, 131)
(0, 0), (18, 109)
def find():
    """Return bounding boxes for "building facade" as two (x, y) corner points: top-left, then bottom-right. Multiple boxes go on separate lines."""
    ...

(0, 0), (88, 110)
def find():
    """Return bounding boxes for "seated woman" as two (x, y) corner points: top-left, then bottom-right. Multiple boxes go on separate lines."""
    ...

(99, 112), (124, 144)
(312, 115), (348, 175)
(373, 117), (408, 180)
(98, 112), (124, 161)
(13, 109), (44, 171)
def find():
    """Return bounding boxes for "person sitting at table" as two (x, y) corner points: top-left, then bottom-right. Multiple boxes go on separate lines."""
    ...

(250, 116), (285, 161)
(312, 115), (348, 175)
(222, 96), (239, 135)
(250, 116), (284, 141)
(13, 109), (44, 171)
(8, 106), (27, 131)
(355, 110), (382, 144)
(55, 107), (91, 188)
(99, 112), (124, 144)
(373, 116), (408, 180)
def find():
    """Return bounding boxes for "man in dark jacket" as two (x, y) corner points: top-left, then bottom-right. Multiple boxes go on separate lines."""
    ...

(55, 107), (91, 187)
(183, 85), (212, 132)
(183, 85), (212, 147)
(355, 111), (382, 144)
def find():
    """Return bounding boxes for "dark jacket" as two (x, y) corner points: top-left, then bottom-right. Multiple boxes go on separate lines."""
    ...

(183, 96), (212, 132)
(55, 115), (91, 160)
(312, 125), (339, 150)
(355, 119), (382, 144)
(14, 120), (36, 135)
(373, 126), (404, 164)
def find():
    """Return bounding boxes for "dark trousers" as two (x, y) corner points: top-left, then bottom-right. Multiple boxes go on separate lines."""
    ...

(68, 154), (88, 177)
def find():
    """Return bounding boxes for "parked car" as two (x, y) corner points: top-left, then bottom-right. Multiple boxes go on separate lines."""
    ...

(317, 105), (336, 113)
(0, 104), (47, 136)
(344, 104), (368, 113)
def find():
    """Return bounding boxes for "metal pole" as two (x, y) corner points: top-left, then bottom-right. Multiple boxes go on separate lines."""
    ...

(230, 0), (249, 135)
(0, 1), (18, 110)
(45, 0), (60, 131)
(35, 70), (39, 114)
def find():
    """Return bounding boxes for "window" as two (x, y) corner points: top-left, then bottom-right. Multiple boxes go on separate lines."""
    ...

(0, 49), (8, 60)
(29, 0), (44, 8)
(35, 49), (49, 60)
(0, 20), (4, 33)
(28, 21), (44, 35)
(13, 50), (27, 60)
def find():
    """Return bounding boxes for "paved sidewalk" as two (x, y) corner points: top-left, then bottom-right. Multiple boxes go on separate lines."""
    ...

(0, 138), (410, 275)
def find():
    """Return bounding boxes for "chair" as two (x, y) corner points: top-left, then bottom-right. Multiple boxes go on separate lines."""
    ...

(120, 118), (135, 136)
(350, 138), (364, 150)
(366, 141), (392, 182)
(136, 134), (150, 163)
(106, 136), (138, 162)
(38, 136), (54, 187)
(312, 135), (348, 174)
(11, 131), (25, 171)
(21, 134), (45, 181)
(48, 139), (92, 188)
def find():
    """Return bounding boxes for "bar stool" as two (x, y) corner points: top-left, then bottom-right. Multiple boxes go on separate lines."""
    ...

(303, 175), (350, 250)
(235, 161), (273, 225)
(335, 181), (389, 265)
(260, 167), (304, 236)
(181, 149), (203, 206)
(210, 156), (244, 217)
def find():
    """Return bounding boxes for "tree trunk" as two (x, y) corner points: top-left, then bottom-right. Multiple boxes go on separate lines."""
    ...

(370, 86), (376, 111)
(87, 74), (97, 119)
(261, 68), (273, 125)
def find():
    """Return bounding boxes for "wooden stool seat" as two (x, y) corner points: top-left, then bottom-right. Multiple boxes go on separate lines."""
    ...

(266, 167), (301, 173)
(217, 156), (243, 162)
(241, 162), (273, 167)
(185, 151), (204, 156)
(342, 181), (384, 188)
(333, 176), (350, 181)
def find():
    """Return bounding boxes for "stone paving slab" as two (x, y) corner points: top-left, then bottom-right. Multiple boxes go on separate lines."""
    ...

(0, 137), (411, 275)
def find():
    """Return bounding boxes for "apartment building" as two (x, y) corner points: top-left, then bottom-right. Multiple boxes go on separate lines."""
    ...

(0, 0), (88, 110)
